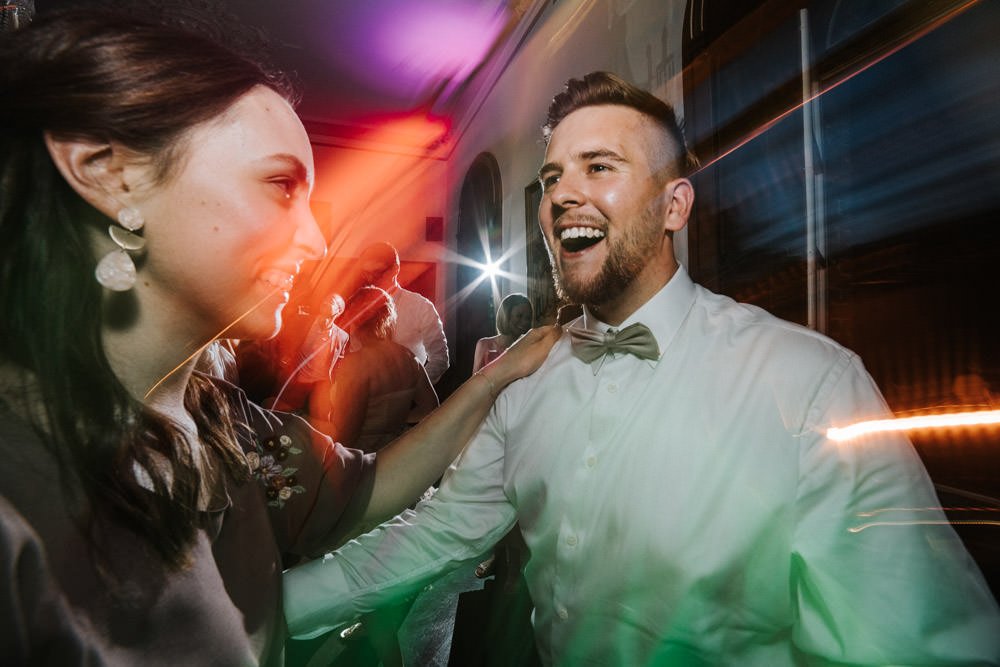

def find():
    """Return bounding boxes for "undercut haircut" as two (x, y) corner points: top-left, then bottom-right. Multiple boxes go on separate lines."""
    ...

(542, 71), (698, 177)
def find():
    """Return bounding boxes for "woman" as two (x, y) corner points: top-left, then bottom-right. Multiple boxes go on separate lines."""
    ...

(309, 287), (438, 453)
(472, 293), (535, 373)
(0, 10), (558, 665)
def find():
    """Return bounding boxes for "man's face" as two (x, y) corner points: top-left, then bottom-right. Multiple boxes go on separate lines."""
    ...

(360, 259), (394, 289)
(538, 105), (679, 313)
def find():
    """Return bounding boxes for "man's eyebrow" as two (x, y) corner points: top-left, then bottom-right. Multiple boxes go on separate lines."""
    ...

(538, 148), (628, 180)
(538, 161), (560, 180)
(579, 148), (627, 163)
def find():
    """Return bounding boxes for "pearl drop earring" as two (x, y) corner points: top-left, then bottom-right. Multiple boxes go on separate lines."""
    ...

(95, 207), (146, 291)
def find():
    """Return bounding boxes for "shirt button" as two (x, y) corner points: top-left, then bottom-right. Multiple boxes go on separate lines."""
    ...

(557, 607), (569, 620)
(586, 457), (596, 468)
(566, 535), (577, 547)
(607, 383), (618, 393)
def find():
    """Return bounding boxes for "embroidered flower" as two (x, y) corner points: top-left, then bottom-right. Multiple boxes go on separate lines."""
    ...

(247, 429), (306, 508)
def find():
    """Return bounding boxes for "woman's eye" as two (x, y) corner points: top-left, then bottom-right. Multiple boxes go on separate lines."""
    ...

(270, 178), (297, 196)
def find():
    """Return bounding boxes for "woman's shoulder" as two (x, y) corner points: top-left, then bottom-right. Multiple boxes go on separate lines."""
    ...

(476, 335), (502, 348)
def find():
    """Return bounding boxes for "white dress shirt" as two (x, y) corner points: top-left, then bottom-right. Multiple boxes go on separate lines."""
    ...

(390, 286), (449, 385)
(286, 266), (1000, 665)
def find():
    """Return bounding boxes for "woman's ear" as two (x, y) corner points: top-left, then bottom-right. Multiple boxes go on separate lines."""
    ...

(43, 133), (128, 218)
(664, 178), (694, 232)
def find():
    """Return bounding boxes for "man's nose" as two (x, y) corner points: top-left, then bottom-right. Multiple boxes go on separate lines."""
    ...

(549, 174), (585, 209)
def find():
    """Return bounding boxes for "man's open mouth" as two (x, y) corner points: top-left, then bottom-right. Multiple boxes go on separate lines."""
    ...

(560, 226), (606, 253)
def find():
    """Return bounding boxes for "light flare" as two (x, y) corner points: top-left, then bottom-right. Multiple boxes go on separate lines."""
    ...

(827, 409), (1000, 442)
(849, 519), (1000, 533)
(850, 505), (1000, 533)
(144, 284), (287, 399)
(440, 240), (528, 315)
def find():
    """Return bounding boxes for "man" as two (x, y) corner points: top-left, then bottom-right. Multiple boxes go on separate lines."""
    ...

(285, 72), (1000, 665)
(358, 241), (450, 384)
(234, 293), (348, 410)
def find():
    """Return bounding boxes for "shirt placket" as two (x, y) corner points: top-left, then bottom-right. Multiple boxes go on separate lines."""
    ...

(550, 351), (635, 633)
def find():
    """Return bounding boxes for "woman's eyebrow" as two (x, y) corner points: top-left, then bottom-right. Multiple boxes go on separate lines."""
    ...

(258, 153), (312, 183)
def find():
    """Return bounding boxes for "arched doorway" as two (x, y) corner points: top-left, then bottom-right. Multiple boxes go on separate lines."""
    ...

(451, 152), (503, 388)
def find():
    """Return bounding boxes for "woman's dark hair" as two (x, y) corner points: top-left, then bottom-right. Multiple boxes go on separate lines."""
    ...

(542, 71), (699, 176)
(495, 293), (533, 337)
(0, 9), (293, 569)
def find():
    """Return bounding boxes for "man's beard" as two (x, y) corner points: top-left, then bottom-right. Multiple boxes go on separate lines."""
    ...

(550, 208), (662, 307)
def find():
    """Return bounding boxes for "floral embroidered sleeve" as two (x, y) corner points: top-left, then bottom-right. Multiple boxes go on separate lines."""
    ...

(229, 384), (376, 559)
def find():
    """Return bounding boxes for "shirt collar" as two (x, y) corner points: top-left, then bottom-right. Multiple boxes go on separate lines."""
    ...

(576, 264), (697, 368)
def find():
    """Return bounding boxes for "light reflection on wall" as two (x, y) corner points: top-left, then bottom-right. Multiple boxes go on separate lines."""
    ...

(286, 111), (454, 328)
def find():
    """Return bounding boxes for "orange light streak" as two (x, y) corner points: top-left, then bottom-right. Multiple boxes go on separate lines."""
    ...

(827, 409), (1000, 442)
(849, 519), (1000, 533)
(143, 285), (286, 399)
(858, 506), (1000, 518)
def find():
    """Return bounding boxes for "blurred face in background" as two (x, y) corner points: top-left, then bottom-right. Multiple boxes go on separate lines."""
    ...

(508, 303), (533, 337)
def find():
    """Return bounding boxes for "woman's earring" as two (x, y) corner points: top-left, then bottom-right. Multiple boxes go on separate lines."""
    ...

(95, 207), (146, 291)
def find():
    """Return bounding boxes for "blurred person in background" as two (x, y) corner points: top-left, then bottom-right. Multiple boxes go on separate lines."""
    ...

(270, 292), (350, 412)
(309, 287), (438, 455)
(472, 293), (534, 374)
(359, 241), (450, 385)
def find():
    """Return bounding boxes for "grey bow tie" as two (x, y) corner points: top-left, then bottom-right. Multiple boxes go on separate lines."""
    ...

(568, 322), (660, 364)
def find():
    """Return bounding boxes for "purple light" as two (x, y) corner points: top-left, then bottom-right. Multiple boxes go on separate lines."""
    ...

(316, 0), (508, 102)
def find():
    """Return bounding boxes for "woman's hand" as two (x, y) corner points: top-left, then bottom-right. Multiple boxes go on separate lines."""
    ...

(478, 325), (561, 390)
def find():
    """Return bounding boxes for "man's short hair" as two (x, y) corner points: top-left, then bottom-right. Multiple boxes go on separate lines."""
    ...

(542, 71), (698, 176)
(359, 241), (400, 270)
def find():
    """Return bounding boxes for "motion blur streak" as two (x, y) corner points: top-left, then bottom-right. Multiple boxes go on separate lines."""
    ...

(849, 520), (1000, 534)
(692, 0), (984, 177)
(828, 410), (1000, 442)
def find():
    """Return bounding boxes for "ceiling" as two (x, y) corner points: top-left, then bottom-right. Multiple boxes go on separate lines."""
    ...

(36, 0), (547, 155)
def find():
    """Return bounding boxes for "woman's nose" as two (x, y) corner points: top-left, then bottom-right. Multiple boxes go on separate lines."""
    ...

(296, 204), (327, 261)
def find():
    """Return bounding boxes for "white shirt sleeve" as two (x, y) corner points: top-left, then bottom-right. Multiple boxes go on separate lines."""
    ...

(417, 300), (449, 384)
(791, 355), (1000, 663)
(282, 406), (516, 639)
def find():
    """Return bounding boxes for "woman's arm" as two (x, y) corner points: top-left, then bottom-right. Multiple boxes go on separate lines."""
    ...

(361, 325), (560, 524)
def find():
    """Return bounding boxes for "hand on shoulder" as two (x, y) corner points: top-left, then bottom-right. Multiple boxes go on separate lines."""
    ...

(479, 325), (561, 388)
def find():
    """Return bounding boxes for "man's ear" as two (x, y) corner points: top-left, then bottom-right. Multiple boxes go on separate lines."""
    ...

(664, 178), (694, 232)
(43, 133), (129, 218)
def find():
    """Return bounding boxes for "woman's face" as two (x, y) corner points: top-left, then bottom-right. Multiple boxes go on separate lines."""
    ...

(508, 302), (533, 337)
(130, 86), (326, 341)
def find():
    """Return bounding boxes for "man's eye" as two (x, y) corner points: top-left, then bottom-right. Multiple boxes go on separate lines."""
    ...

(541, 174), (560, 190)
(589, 164), (609, 174)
